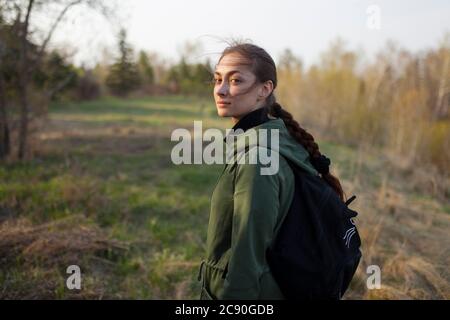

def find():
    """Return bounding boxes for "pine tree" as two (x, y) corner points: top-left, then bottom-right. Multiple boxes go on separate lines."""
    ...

(138, 51), (155, 86)
(106, 29), (141, 96)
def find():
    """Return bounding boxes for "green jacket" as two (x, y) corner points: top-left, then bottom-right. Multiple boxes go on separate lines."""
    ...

(198, 117), (319, 300)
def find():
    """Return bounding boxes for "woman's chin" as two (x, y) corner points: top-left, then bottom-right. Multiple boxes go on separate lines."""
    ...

(217, 109), (232, 117)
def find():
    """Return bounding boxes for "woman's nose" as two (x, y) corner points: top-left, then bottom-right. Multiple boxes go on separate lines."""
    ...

(216, 82), (229, 96)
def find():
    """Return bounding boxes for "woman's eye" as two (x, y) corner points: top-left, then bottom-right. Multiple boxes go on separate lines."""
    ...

(212, 78), (240, 85)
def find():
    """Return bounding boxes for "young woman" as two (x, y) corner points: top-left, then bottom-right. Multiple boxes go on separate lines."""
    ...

(198, 43), (345, 300)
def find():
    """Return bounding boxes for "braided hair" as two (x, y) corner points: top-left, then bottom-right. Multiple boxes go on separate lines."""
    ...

(219, 42), (345, 201)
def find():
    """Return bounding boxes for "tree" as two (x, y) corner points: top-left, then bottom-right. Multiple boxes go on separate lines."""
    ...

(106, 29), (141, 96)
(138, 51), (155, 86)
(165, 57), (212, 97)
(0, 0), (117, 160)
(278, 48), (303, 72)
(34, 51), (79, 101)
(0, 10), (11, 159)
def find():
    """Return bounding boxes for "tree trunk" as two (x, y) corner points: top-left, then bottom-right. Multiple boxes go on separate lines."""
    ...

(0, 74), (10, 159)
(17, 0), (34, 160)
(17, 77), (29, 160)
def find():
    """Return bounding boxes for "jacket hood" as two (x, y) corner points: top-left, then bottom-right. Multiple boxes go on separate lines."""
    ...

(224, 118), (319, 175)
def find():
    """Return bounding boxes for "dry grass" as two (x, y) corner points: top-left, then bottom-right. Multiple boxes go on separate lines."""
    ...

(337, 152), (450, 300)
(0, 215), (128, 266)
(0, 215), (128, 299)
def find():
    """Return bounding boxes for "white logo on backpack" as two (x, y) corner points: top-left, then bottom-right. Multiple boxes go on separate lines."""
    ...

(343, 219), (356, 248)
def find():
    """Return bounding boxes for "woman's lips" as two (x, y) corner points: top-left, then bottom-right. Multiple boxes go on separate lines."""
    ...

(217, 101), (231, 108)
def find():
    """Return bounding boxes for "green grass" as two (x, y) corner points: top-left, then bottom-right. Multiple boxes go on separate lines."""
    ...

(0, 95), (222, 299)
(1, 95), (449, 299)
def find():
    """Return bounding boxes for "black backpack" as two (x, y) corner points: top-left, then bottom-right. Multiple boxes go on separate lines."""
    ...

(266, 158), (362, 300)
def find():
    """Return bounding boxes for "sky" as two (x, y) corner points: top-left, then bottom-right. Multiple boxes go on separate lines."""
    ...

(49, 0), (450, 67)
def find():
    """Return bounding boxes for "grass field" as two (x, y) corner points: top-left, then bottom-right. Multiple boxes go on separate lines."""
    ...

(0, 96), (449, 299)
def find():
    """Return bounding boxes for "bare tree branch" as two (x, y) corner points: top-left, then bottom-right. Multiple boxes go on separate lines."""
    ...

(23, 0), (34, 35)
(47, 72), (76, 99)
(36, 0), (83, 62)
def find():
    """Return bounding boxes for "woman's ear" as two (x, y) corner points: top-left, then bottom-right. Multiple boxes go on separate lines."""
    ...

(261, 80), (274, 99)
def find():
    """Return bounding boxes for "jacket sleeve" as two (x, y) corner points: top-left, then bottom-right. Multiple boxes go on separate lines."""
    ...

(220, 154), (280, 299)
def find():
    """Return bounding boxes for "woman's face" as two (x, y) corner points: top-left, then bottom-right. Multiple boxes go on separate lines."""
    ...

(213, 52), (273, 123)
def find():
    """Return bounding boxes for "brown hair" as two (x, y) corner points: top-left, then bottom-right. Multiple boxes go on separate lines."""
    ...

(219, 42), (345, 201)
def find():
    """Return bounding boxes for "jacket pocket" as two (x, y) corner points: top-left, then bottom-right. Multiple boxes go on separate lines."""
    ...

(198, 259), (228, 300)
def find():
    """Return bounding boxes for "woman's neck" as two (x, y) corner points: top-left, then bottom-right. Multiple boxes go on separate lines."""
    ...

(231, 106), (270, 132)
(231, 101), (268, 125)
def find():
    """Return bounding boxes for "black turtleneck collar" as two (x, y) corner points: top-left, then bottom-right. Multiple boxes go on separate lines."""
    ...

(231, 106), (271, 133)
